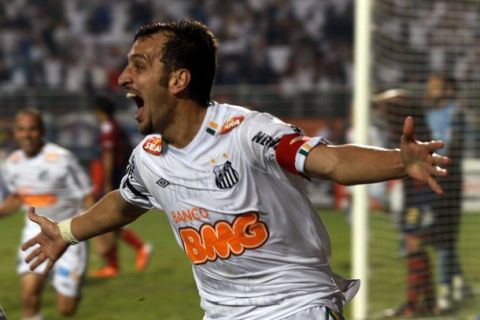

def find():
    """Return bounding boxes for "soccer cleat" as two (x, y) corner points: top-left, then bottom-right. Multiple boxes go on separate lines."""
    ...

(136, 243), (153, 272)
(383, 302), (439, 318)
(452, 275), (474, 303)
(383, 303), (419, 318)
(90, 265), (119, 278)
(437, 284), (454, 312)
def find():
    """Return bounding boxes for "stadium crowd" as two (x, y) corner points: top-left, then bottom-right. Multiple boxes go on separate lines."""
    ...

(1, 1), (479, 93)
(374, 0), (480, 86)
(0, 0), (353, 93)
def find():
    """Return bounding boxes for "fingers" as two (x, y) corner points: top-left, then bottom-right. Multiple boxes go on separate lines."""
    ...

(27, 207), (40, 223)
(432, 155), (449, 174)
(21, 237), (37, 251)
(427, 176), (444, 195)
(43, 260), (54, 277)
(425, 140), (445, 153)
(25, 246), (44, 263)
(402, 116), (415, 137)
(432, 165), (448, 177)
(28, 252), (48, 271)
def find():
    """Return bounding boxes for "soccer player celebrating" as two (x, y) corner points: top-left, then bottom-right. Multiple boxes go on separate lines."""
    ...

(22, 20), (450, 320)
(1, 109), (94, 320)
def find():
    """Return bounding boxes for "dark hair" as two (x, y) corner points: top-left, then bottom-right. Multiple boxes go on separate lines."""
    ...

(94, 95), (116, 117)
(134, 19), (218, 107)
(16, 108), (45, 132)
(444, 76), (457, 97)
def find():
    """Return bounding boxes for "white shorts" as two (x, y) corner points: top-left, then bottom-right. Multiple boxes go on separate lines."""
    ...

(281, 305), (345, 320)
(17, 221), (88, 298)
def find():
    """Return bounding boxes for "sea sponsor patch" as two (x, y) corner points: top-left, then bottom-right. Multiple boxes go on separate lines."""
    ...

(44, 152), (60, 162)
(220, 115), (244, 135)
(8, 153), (22, 163)
(142, 137), (163, 156)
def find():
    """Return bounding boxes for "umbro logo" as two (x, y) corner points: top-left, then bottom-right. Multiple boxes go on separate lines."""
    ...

(156, 178), (170, 188)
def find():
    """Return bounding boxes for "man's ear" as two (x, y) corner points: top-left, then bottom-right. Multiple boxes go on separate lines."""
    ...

(169, 69), (191, 95)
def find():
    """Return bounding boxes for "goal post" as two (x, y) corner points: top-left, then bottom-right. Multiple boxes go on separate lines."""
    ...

(352, 0), (373, 319)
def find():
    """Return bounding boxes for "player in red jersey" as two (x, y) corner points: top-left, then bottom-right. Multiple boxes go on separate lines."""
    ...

(89, 96), (152, 278)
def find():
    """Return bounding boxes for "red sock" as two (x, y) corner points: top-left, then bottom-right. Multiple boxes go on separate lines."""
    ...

(104, 246), (119, 269)
(121, 229), (144, 250)
(406, 251), (435, 308)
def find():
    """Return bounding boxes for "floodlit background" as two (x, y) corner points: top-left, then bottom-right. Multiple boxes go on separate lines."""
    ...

(0, 0), (479, 319)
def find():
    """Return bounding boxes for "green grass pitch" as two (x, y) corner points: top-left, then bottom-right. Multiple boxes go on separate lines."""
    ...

(0, 209), (478, 319)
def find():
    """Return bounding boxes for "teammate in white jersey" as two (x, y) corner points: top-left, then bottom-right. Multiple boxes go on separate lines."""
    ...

(22, 20), (450, 320)
(0, 109), (94, 320)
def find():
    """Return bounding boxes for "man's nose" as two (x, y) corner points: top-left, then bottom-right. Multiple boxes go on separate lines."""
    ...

(118, 67), (132, 87)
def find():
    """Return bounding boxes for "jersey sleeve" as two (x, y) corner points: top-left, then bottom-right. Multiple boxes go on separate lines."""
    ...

(1, 162), (16, 193)
(119, 150), (155, 210)
(0, 168), (11, 200)
(239, 112), (328, 177)
(100, 122), (115, 150)
(64, 153), (92, 198)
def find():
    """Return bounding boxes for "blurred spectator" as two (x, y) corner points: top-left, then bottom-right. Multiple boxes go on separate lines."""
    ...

(0, 0), (354, 93)
(378, 90), (438, 318)
(424, 74), (472, 312)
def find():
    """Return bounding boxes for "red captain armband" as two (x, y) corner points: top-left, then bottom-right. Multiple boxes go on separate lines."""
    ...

(275, 134), (327, 177)
(275, 134), (312, 176)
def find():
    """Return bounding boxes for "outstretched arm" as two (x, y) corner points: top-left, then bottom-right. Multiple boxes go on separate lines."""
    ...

(21, 190), (148, 274)
(0, 194), (22, 217)
(305, 117), (449, 194)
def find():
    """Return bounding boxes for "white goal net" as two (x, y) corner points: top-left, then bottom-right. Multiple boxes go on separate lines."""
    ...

(367, 0), (480, 318)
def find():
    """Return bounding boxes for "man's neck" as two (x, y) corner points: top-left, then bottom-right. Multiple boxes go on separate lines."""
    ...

(162, 102), (208, 149)
(23, 142), (45, 158)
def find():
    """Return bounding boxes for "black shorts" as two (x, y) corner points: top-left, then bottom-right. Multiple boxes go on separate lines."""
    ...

(401, 204), (461, 245)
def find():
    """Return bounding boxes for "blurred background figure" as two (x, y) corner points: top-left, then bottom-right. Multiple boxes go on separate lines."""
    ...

(424, 74), (472, 312)
(0, 109), (94, 319)
(0, 170), (8, 202)
(90, 95), (152, 278)
(377, 90), (439, 318)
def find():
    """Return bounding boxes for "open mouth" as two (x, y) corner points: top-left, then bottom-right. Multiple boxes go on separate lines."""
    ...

(126, 92), (145, 120)
(127, 92), (144, 108)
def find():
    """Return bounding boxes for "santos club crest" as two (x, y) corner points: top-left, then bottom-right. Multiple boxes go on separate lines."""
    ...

(213, 161), (239, 189)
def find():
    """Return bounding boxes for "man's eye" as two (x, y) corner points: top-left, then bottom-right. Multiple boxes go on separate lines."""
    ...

(135, 63), (145, 70)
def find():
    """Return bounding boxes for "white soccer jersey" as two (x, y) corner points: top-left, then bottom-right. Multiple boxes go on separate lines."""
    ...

(120, 102), (359, 319)
(0, 170), (9, 201)
(2, 142), (91, 297)
(3, 142), (91, 222)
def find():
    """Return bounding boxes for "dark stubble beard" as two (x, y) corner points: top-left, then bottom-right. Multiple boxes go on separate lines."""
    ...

(139, 117), (154, 135)
(138, 72), (170, 136)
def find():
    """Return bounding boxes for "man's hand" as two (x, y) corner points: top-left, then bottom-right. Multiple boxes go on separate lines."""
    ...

(400, 116), (450, 194)
(21, 207), (69, 276)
